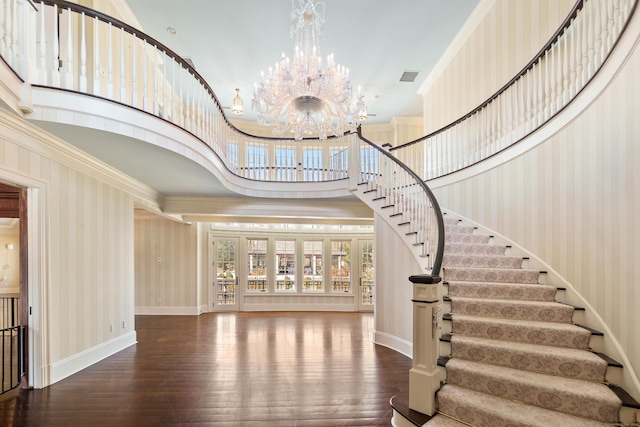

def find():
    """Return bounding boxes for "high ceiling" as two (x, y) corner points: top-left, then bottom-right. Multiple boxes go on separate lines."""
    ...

(124, 0), (480, 126)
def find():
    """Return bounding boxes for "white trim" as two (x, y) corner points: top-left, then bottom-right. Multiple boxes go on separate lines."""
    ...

(242, 303), (357, 312)
(417, 0), (496, 96)
(50, 331), (137, 385)
(135, 306), (201, 315)
(374, 330), (412, 359)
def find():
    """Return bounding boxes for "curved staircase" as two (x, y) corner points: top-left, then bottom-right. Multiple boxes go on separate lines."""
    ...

(423, 216), (639, 426)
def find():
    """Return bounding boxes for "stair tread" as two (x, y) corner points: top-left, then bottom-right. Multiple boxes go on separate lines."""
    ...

(436, 384), (609, 427)
(445, 358), (622, 422)
(449, 335), (608, 378)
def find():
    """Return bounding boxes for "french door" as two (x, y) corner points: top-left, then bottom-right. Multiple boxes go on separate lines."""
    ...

(209, 236), (239, 311)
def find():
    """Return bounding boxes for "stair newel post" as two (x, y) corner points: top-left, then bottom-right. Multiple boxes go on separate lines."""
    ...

(408, 274), (442, 416)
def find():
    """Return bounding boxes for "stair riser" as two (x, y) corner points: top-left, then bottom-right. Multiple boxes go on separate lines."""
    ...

(446, 282), (557, 302)
(444, 244), (508, 256)
(450, 320), (591, 349)
(444, 267), (540, 284)
(450, 299), (575, 323)
(443, 255), (523, 269)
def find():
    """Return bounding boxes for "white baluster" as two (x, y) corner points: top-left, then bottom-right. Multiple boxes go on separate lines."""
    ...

(3, 0), (12, 67)
(92, 15), (100, 95)
(0, 0), (6, 58)
(132, 33), (137, 108)
(178, 63), (184, 127)
(142, 39), (148, 111)
(37, 1), (46, 85)
(170, 57), (175, 121)
(107, 22), (113, 99)
(564, 25), (572, 103)
(64, 8), (73, 89)
(11, 0), (19, 69)
(153, 45), (158, 115)
(162, 50), (167, 119)
(79, 12), (87, 92)
(120, 28), (125, 102)
(50, 3), (59, 87)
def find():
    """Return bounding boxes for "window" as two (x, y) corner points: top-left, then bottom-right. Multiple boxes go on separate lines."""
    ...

(247, 239), (268, 291)
(246, 144), (267, 180)
(275, 146), (296, 181)
(215, 239), (236, 305)
(303, 240), (323, 291)
(331, 240), (351, 292)
(360, 241), (374, 305)
(302, 146), (323, 181)
(275, 240), (296, 291)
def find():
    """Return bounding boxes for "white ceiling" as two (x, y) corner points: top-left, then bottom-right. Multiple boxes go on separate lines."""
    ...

(123, 0), (480, 125)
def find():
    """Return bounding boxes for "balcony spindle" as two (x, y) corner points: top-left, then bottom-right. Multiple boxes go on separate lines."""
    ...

(3, 0), (12, 67)
(64, 8), (73, 89)
(120, 28), (127, 104)
(107, 22), (113, 99)
(92, 15), (100, 95)
(50, 3), (59, 87)
(79, 12), (87, 92)
(132, 34), (137, 108)
(37, 2), (46, 85)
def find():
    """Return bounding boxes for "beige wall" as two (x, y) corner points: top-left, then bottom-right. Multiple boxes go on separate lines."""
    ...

(134, 212), (198, 313)
(427, 1), (640, 394)
(0, 108), (138, 386)
(421, 0), (575, 133)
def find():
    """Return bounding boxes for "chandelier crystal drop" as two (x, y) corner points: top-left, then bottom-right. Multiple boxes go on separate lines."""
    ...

(251, 0), (366, 140)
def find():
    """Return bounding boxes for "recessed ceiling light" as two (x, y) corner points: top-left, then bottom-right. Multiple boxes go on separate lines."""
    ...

(167, 27), (176, 35)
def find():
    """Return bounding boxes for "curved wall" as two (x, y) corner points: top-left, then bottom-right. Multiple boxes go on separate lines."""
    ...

(429, 8), (640, 397)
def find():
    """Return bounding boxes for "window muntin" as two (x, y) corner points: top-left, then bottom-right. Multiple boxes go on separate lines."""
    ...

(247, 239), (268, 291)
(303, 240), (323, 292)
(331, 240), (351, 292)
(275, 240), (296, 291)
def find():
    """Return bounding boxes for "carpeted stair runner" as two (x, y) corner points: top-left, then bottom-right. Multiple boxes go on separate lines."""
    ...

(426, 217), (624, 426)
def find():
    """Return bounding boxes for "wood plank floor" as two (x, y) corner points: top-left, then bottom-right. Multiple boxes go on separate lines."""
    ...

(1, 312), (412, 426)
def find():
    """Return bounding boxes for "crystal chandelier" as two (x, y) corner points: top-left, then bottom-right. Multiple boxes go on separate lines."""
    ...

(252, 0), (366, 140)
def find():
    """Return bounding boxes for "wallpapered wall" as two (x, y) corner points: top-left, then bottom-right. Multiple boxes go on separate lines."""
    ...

(425, 0), (640, 396)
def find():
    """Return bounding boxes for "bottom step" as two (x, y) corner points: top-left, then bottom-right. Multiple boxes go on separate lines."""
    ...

(436, 384), (607, 427)
(425, 414), (472, 426)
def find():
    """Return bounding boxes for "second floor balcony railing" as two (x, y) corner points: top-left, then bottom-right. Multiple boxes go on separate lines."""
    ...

(390, 0), (637, 180)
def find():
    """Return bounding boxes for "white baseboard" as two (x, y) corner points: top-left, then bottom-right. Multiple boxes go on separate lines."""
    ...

(374, 330), (413, 359)
(135, 306), (200, 315)
(50, 331), (137, 385)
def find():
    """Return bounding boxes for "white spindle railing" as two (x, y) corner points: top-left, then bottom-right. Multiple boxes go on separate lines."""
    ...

(391, 0), (636, 180)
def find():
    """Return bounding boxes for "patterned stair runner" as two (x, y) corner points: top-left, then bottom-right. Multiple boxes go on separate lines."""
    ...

(426, 217), (623, 426)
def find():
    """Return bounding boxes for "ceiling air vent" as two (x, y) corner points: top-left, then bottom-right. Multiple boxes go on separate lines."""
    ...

(399, 71), (419, 82)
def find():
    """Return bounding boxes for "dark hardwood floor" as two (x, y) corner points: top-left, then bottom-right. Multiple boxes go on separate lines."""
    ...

(1, 312), (412, 426)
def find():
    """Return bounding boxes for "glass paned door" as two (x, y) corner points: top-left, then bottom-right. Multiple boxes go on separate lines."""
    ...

(211, 237), (238, 311)
(359, 240), (374, 310)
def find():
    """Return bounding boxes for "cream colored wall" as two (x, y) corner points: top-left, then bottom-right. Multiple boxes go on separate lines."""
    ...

(431, 18), (640, 394)
(373, 214), (422, 357)
(421, 0), (575, 134)
(0, 108), (138, 386)
(134, 213), (198, 314)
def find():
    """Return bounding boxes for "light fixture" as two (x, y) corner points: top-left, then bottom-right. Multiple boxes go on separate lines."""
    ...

(231, 88), (244, 116)
(252, 0), (366, 140)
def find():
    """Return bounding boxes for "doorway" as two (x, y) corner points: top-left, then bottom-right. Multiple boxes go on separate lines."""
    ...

(0, 182), (27, 390)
